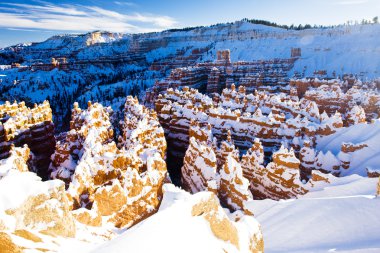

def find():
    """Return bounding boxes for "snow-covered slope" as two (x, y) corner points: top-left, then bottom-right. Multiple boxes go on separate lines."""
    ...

(2, 21), (380, 76)
(92, 184), (263, 253)
(250, 175), (380, 253)
(317, 120), (380, 176)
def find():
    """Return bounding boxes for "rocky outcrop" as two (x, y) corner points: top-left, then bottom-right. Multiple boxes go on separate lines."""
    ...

(0, 145), (76, 239)
(50, 101), (114, 186)
(307, 170), (333, 187)
(158, 83), (376, 199)
(292, 79), (380, 122)
(299, 140), (316, 179)
(118, 96), (166, 159)
(338, 142), (368, 172)
(367, 168), (380, 178)
(50, 97), (168, 228)
(317, 111), (343, 136)
(0, 232), (22, 253)
(377, 177), (380, 196)
(219, 153), (253, 214)
(156, 85), (346, 173)
(182, 124), (308, 203)
(181, 123), (218, 193)
(92, 183), (264, 253)
(0, 96), (170, 251)
(181, 124), (253, 213)
(0, 100), (55, 179)
(0, 144), (30, 173)
(0, 145), (31, 175)
(189, 190), (263, 252)
(241, 138), (265, 189)
(248, 144), (308, 200)
(346, 105), (366, 126)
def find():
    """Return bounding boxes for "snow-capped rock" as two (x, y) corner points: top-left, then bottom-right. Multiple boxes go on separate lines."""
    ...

(0, 145), (76, 239)
(92, 184), (264, 253)
(0, 100), (55, 179)
(50, 97), (168, 228)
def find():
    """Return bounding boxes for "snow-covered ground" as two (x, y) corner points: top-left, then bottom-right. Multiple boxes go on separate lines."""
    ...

(250, 175), (380, 253)
(70, 176), (379, 253)
(317, 120), (380, 176)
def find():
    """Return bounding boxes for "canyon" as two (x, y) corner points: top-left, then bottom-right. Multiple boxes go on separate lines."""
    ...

(0, 20), (380, 252)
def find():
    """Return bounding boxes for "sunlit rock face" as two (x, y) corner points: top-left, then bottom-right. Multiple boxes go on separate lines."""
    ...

(256, 145), (307, 199)
(181, 124), (253, 214)
(0, 145), (76, 240)
(0, 100), (55, 179)
(187, 189), (264, 253)
(181, 123), (218, 194)
(237, 134), (308, 200)
(91, 184), (264, 253)
(0, 97), (170, 251)
(50, 96), (168, 228)
(218, 152), (253, 214)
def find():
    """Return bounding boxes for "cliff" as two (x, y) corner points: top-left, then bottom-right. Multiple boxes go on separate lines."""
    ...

(0, 100), (55, 179)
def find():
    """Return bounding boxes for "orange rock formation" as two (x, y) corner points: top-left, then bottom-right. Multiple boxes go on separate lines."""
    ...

(0, 100), (55, 179)
(50, 96), (168, 228)
(181, 124), (253, 213)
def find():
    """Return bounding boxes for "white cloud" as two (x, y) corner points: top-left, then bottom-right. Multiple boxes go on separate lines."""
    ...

(114, 1), (137, 7)
(0, 2), (177, 33)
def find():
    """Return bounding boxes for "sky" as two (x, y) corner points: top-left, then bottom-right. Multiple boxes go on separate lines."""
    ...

(0, 0), (379, 48)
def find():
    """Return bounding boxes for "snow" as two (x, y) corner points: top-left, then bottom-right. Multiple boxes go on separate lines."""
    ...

(221, 154), (250, 191)
(317, 119), (380, 176)
(0, 169), (62, 212)
(316, 150), (340, 172)
(0, 20), (379, 253)
(92, 184), (245, 253)
(249, 175), (380, 253)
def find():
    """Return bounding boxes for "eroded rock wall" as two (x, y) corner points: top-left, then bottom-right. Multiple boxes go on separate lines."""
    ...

(0, 101), (55, 179)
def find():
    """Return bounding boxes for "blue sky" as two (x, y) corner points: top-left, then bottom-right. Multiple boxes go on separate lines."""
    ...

(0, 0), (379, 47)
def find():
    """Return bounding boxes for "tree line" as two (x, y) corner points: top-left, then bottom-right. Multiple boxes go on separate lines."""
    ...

(165, 17), (380, 33)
